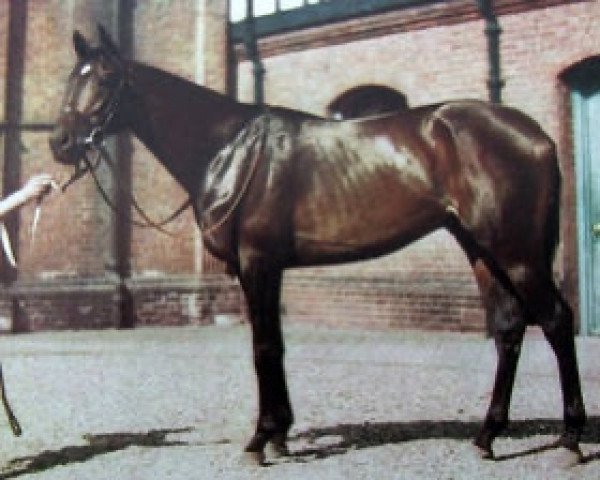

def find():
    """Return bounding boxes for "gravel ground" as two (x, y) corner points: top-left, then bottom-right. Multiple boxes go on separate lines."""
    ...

(0, 324), (598, 479)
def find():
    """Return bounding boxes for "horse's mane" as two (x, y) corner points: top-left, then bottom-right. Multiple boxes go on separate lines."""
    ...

(128, 61), (242, 108)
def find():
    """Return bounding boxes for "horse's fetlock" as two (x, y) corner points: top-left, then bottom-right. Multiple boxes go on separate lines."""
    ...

(565, 402), (586, 428)
(558, 429), (582, 453)
(485, 406), (508, 431)
(258, 415), (278, 434)
(275, 404), (294, 429)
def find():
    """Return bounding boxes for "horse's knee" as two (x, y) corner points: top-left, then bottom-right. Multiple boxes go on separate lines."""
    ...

(491, 316), (525, 351)
(484, 282), (525, 334)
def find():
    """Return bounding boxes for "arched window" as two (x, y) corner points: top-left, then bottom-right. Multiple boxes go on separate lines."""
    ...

(327, 85), (408, 120)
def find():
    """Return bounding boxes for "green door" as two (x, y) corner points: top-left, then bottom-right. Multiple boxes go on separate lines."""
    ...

(572, 86), (600, 335)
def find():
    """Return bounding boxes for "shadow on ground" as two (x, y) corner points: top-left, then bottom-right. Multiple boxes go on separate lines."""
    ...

(289, 416), (600, 464)
(0, 427), (201, 479)
(1, 417), (598, 477)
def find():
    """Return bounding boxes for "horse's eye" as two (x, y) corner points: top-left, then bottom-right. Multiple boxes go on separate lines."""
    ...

(79, 63), (92, 76)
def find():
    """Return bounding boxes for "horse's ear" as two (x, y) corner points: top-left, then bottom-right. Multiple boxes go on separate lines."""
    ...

(73, 30), (91, 58)
(97, 24), (121, 59)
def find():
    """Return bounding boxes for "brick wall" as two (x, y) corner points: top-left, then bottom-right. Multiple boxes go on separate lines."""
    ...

(236, 7), (490, 331)
(128, 274), (243, 327)
(234, 0), (598, 331)
(0, 2), (120, 331)
(0, 1), (8, 122)
(1, 0), (595, 333)
(0, 0), (237, 332)
(9, 280), (121, 332)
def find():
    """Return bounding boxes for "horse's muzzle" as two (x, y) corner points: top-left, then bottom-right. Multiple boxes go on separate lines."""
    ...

(49, 123), (88, 165)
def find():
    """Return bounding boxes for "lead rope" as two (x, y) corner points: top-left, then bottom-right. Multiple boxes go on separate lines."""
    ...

(0, 223), (17, 268)
(0, 364), (21, 436)
(86, 123), (265, 237)
(85, 147), (190, 237)
(2, 127), (263, 266)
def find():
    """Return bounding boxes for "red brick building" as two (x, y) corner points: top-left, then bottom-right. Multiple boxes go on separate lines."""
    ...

(0, 0), (598, 334)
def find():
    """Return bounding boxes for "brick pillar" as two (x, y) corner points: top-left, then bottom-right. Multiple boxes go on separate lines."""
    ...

(195, 0), (229, 93)
(8, 0), (125, 331)
(194, 0), (230, 274)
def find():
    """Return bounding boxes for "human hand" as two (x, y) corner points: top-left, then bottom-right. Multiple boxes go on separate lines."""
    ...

(20, 174), (58, 204)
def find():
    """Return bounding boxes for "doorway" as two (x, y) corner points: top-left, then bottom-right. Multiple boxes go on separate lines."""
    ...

(567, 57), (600, 335)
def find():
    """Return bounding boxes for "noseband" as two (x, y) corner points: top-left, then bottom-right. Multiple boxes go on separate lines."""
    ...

(83, 67), (127, 148)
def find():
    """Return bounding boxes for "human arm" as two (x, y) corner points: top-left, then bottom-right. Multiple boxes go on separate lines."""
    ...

(0, 174), (56, 219)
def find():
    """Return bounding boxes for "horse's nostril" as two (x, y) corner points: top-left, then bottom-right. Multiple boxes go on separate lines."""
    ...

(50, 128), (73, 153)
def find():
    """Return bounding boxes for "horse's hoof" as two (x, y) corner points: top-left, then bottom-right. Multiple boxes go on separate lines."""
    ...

(540, 445), (583, 469)
(267, 440), (290, 459)
(473, 443), (494, 460)
(552, 434), (584, 467)
(241, 449), (266, 466)
(552, 446), (583, 468)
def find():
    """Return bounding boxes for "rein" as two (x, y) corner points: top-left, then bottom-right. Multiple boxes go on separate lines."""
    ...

(75, 133), (264, 237)
(63, 135), (263, 238)
(60, 69), (192, 236)
(72, 147), (192, 237)
(60, 61), (264, 238)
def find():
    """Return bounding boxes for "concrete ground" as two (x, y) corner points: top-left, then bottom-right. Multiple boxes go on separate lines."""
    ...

(0, 324), (598, 479)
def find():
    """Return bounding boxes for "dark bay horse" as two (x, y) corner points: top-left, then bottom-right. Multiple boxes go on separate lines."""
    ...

(49, 27), (586, 464)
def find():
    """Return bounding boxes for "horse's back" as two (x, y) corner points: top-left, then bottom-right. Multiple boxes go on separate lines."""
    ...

(235, 101), (560, 268)
(432, 100), (556, 160)
(267, 109), (450, 264)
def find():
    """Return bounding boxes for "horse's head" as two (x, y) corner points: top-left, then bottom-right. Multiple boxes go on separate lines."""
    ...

(49, 26), (127, 166)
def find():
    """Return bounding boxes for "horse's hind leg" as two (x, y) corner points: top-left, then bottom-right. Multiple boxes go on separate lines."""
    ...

(536, 281), (586, 457)
(449, 223), (528, 457)
(469, 260), (526, 458)
(466, 256), (585, 460)
(238, 258), (293, 464)
(494, 272), (586, 460)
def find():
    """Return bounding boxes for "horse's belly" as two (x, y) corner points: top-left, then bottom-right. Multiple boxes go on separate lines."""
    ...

(293, 166), (444, 263)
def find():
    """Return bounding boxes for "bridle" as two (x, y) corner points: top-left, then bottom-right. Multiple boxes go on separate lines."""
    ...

(60, 60), (126, 190)
(59, 54), (263, 239)
(61, 61), (191, 236)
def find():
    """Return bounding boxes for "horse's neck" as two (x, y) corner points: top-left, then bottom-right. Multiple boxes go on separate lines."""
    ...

(126, 63), (257, 195)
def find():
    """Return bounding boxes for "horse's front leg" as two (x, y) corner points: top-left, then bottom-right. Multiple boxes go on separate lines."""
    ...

(239, 260), (293, 465)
